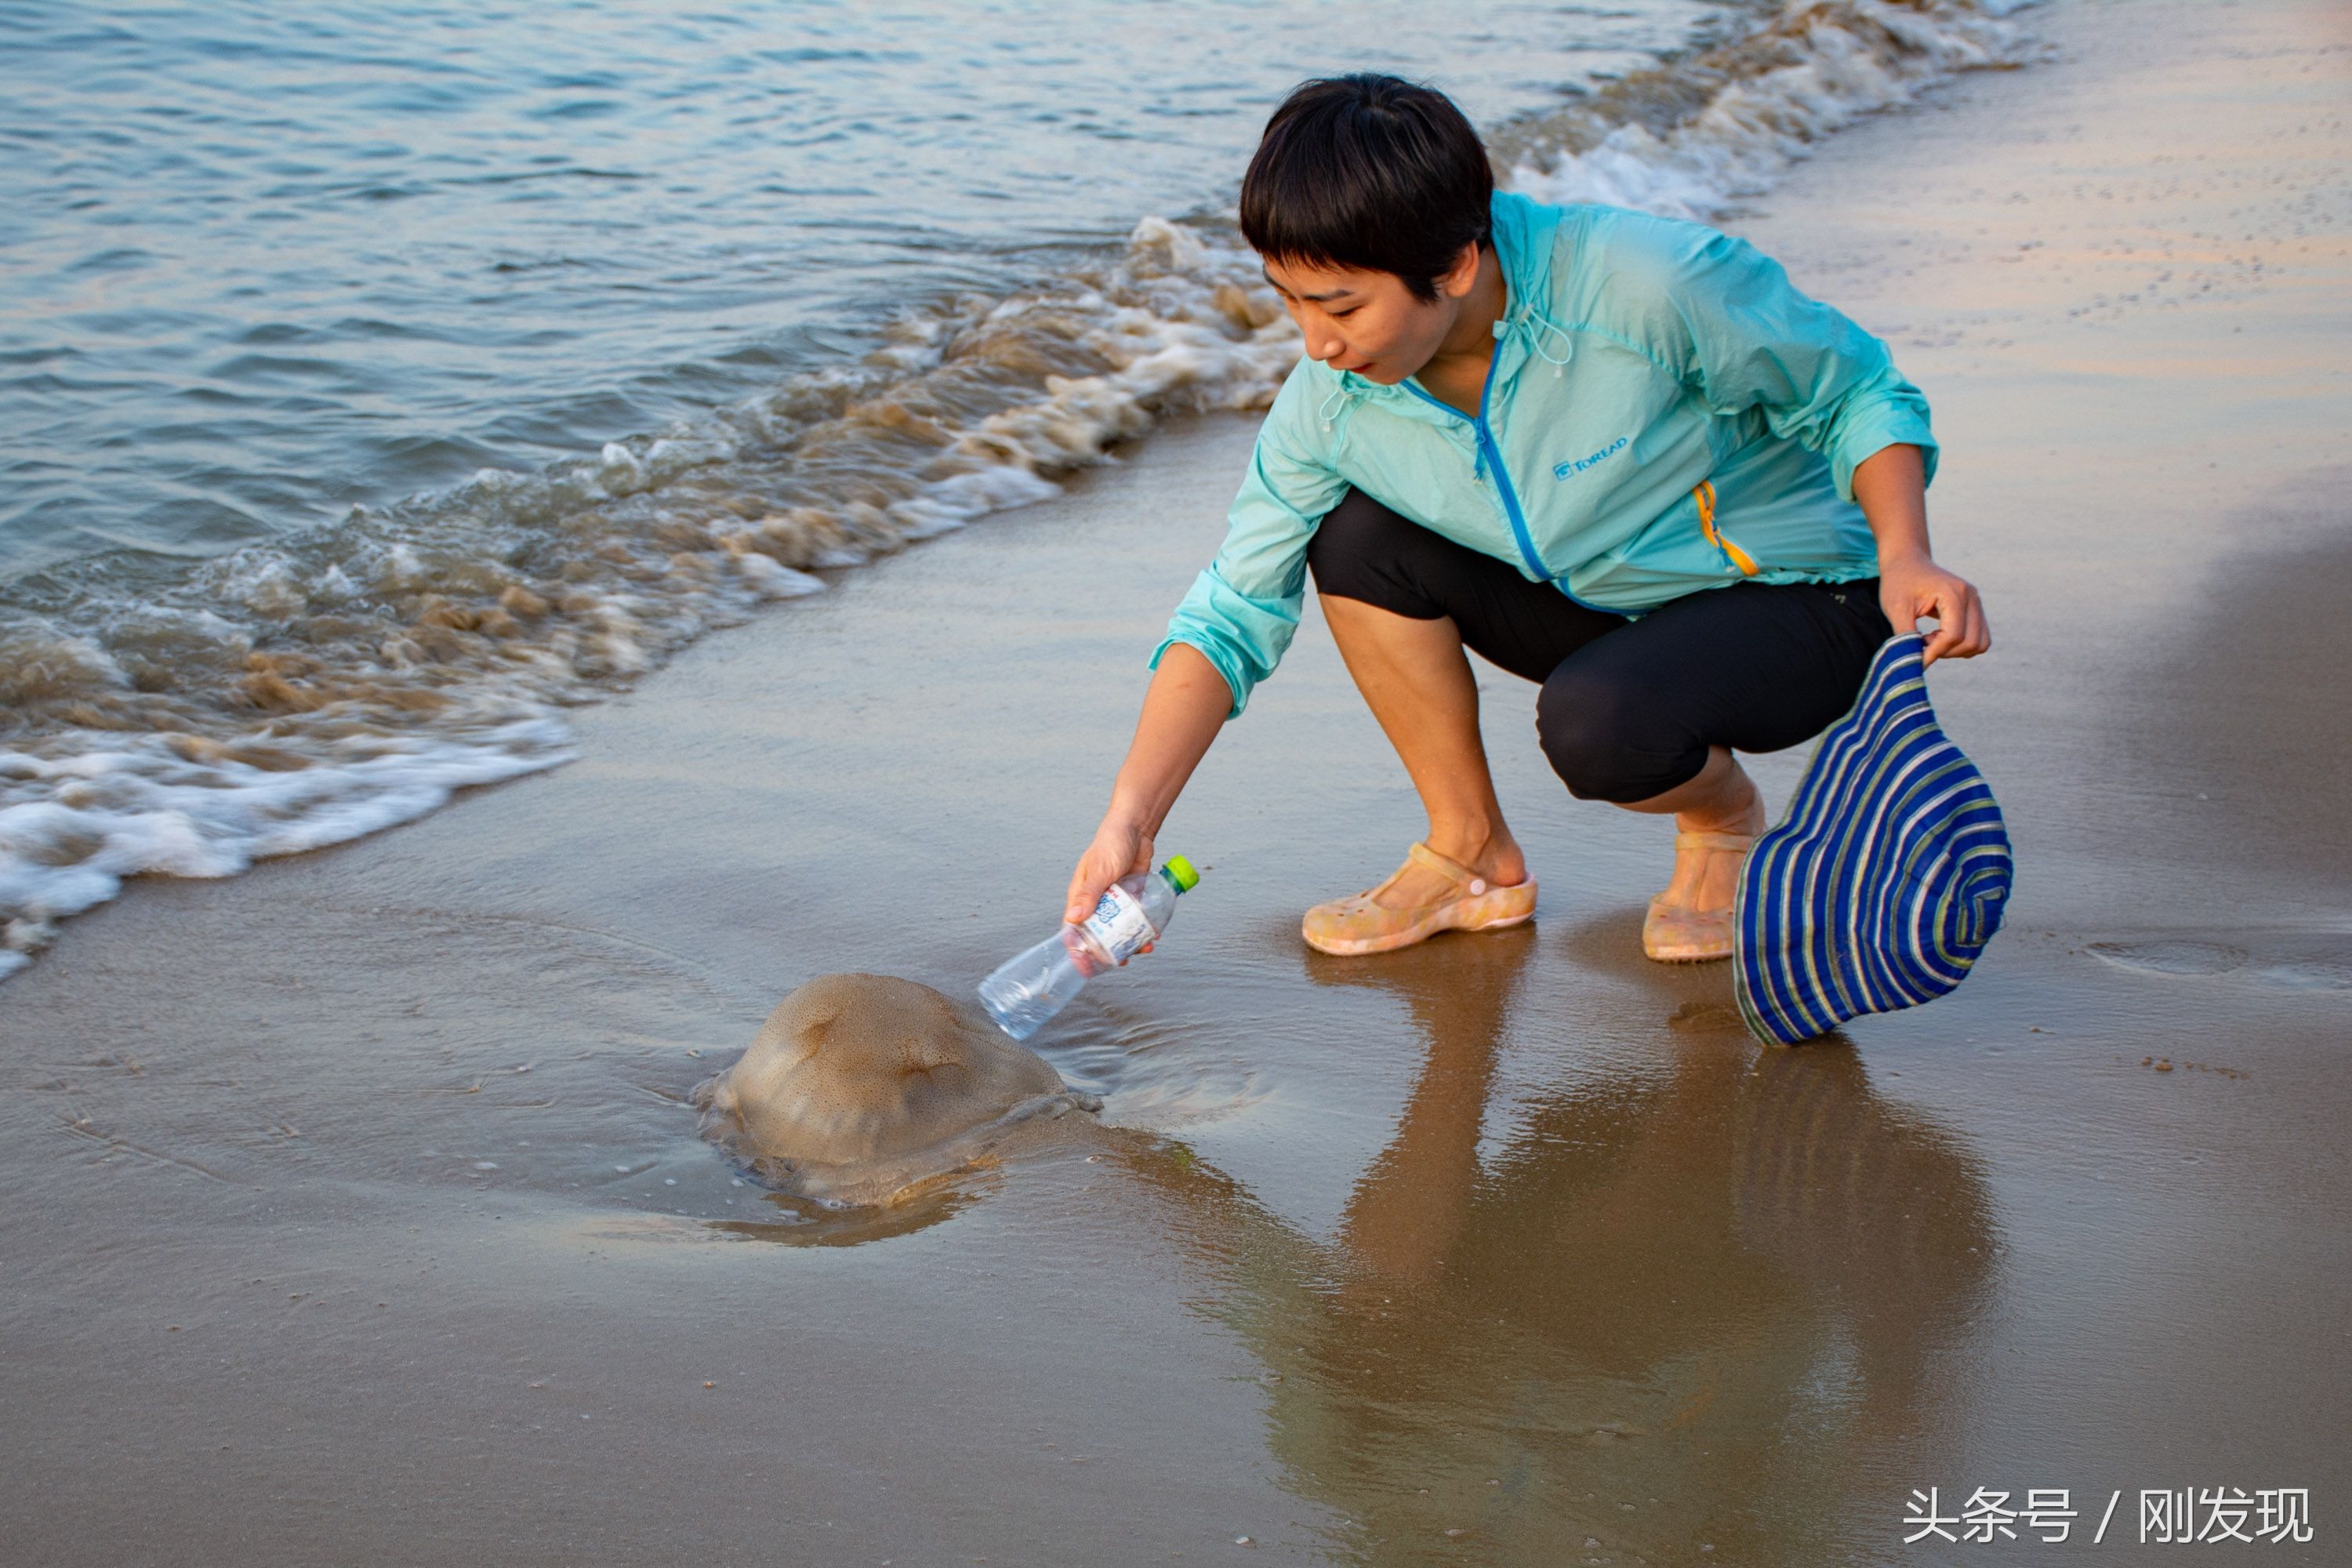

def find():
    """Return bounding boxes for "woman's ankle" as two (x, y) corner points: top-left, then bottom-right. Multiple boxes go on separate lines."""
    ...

(1672, 768), (1765, 838)
(1425, 822), (1526, 885)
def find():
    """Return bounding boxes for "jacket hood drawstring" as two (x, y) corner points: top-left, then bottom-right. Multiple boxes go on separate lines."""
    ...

(1314, 296), (1574, 441)
(1316, 383), (1359, 434)
(1319, 301), (1575, 423)
(1515, 303), (1577, 376)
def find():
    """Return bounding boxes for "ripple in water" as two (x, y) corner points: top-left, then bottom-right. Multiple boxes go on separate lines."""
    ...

(1036, 998), (1273, 1131)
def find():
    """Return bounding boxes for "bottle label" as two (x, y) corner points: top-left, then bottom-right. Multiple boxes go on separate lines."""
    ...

(1083, 884), (1154, 964)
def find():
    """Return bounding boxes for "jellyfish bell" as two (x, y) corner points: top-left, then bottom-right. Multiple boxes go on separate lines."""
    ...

(694, 972), (1100, 1208)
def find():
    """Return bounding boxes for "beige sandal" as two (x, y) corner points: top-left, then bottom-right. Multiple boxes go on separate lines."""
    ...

(1302, 841), (1537, 957)
(1643, 830), (1756, 963)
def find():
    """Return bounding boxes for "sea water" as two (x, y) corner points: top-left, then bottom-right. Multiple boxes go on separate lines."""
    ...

(0, 0), (2039, 980)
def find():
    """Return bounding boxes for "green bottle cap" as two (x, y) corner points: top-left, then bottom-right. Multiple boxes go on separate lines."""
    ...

(1161, 855), (1200, 893)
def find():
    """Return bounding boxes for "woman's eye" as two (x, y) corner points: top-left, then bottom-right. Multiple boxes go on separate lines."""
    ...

(1330, 307), (1359, 320)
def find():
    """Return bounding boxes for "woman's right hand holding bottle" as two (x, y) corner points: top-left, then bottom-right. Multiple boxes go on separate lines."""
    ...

(1065, 812), (1154, 927)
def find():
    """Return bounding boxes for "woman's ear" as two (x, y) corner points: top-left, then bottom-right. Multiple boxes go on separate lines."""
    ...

(1437, 240), (1484, 300)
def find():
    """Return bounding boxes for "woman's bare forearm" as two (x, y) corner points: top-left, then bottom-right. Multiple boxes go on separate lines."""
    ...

(1063, 642), (1232, 922)
(1105, 641), (1232, 833)
(1851, 442), (1931, 565)
(1850, 442), (1991, 662)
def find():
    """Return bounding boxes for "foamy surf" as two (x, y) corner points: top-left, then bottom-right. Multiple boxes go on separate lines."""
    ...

(0, 0), (2038, 986)
(0, 714), (571, 980)
(1497, 0), (2045, 218)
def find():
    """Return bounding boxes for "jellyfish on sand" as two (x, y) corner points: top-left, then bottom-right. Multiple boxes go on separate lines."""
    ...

(694, 972), (1099, 1207)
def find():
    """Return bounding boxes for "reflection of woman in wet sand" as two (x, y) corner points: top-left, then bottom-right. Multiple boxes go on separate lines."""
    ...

(1120, 930), (1995, 1563)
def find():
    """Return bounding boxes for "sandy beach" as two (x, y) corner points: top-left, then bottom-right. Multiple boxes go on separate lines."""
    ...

(5, 1), (2349, 1563)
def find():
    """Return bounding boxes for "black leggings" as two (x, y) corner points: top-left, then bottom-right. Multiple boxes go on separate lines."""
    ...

(1305, 489), (1893, 803)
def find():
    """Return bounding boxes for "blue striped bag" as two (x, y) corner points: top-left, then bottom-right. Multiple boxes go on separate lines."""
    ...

(1734, 633), (2013, 1046)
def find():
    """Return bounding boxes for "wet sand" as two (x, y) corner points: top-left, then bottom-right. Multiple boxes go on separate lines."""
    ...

(5, 2), (2350, 1563)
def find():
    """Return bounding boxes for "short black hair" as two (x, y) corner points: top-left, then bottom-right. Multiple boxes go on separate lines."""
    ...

(1240, 74), (1493, 303)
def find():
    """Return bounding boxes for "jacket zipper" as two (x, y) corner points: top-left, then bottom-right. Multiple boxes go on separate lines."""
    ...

(1693, 480), (1760, 576)
(1403, 362), (1610, 613)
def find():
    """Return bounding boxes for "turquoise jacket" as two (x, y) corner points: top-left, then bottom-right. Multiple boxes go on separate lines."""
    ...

(1154, 191), (1938, 715)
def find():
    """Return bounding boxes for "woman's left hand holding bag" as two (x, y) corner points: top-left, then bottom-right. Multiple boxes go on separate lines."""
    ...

(1878, 552), (1991, 666)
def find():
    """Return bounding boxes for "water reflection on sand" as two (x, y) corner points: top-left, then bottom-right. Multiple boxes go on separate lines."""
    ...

(1120, 926), (1997, 1563)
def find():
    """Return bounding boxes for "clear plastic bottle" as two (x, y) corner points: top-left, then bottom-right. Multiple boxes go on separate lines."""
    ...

(978, 855), (1200, 1040)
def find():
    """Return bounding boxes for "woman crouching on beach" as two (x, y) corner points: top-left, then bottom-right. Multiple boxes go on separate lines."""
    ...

(1065, 74), (1990, 963)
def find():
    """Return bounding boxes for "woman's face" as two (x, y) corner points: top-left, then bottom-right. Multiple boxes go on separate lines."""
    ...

(1259, 245), (1479, 385)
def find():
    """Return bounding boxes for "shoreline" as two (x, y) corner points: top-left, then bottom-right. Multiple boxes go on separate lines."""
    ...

(8, 3), (2350, 1563)
(0, 0), (2044, 991)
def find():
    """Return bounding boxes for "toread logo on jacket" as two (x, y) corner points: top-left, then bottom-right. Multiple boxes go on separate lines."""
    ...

(1554, 437), (1629, 480)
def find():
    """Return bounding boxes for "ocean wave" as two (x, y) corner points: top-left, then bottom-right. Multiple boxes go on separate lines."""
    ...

(1494, 0), (2044, 218)
(0, 0), (2038, 986)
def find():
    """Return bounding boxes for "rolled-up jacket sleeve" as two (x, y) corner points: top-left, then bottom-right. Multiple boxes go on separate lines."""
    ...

(1150, 375), (1346, 717)
(1648, 224), (1939, 500)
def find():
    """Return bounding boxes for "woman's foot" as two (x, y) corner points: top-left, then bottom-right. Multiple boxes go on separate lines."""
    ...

(1642, 773), (1767, 963)
(1304, 840), (1537, 956)
(1367, 828), (1526, 911)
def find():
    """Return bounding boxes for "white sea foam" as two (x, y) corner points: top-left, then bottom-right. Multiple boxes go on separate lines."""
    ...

(0, 717), (572, 956)
(0, 0), (2038, 988)
(1503, 0), (2042, 220)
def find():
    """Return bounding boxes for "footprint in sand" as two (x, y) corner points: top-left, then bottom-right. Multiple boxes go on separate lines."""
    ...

(2089, 935), (2352, 990)
(2087, 939), (2248, 977)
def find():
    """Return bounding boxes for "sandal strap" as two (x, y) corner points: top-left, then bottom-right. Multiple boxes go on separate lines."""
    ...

(1673, 830), (1759, 853)
(1406, 840), (1483, 886)
(1370, 841), (1524, 900)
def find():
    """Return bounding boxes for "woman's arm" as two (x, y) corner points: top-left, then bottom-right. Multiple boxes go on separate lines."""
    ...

(1639, 223), (1987, 663)
(1851, 443), (1991, 666)
(1061, 368), (1340, 924)
(1062, 642), (1232, 924)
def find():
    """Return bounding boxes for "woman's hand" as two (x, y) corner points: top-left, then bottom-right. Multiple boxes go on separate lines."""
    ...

(1878, 553), (1991, 666)
(1065, 813), (1155, 926)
